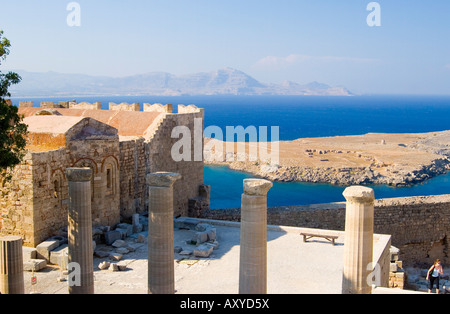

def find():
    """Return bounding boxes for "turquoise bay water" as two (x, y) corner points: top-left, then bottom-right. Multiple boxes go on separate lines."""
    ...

(12, 95), (450, 208)
(205, 165), (450, 209)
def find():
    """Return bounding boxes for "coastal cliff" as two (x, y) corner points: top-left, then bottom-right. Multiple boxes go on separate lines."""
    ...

(204, 131), (450, 187)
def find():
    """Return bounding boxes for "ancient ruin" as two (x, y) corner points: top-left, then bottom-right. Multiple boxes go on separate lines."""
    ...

(0, 235), (25, 294)
(239, 179), (273, 294)
(342, 186), (375, 294)
(66, 168), (95, 294)
(0, 101), (205, 247)
(0, 101), (447, 295)
(147, 172), (181, 294)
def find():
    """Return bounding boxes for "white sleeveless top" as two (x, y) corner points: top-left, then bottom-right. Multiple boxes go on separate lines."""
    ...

(432, 267), (440, 277)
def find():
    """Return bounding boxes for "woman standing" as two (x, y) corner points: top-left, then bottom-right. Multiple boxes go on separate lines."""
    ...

(427, 259), (444, 294)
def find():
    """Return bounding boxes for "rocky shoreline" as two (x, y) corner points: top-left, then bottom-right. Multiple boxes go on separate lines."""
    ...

(207, 158), (450, 187)
(204, 131), (450, 187)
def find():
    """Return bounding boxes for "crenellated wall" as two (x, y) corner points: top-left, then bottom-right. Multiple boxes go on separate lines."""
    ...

(109, 102), (141, 112)
(143, 103), (173, 113)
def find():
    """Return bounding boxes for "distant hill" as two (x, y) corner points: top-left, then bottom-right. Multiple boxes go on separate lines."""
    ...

(9, 67), (352, 97)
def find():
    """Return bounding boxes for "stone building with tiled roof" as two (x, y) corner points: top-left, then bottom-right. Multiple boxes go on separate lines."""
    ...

(0, 101), (206, 247)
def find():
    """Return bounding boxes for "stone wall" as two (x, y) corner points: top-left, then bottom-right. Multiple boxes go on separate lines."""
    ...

(109, 102), (140, 112)
(2, 101), (206, 246)
(118, 138), (147, 218)
(0, 153), (34, 244)
(70, 102), (101, 110)
(146, 106), (205, 217)
(201, 194), (450, 266)
(143, 103), (173, 113)
(1, 136), (122, 247)
(116, 106), (205, 218)
(68, 137), (121, 228)
(30, 149), (69, 247)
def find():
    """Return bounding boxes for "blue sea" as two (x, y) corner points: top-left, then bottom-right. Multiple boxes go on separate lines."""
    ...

(12, 95), (450, 209)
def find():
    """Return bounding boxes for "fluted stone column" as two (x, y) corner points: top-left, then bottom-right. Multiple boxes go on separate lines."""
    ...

(147, 172), (181, 294)
(0, 236), (25, 294)
(342, 186), (375, 294)
(239, 178), (273, 294)
(66, 168), (94, 294)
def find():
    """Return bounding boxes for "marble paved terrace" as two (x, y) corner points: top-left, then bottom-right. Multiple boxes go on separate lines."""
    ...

(22, 219), (414, 294)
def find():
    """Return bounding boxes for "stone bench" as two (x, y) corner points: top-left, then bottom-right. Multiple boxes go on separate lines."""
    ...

(300, 233), (339, 246)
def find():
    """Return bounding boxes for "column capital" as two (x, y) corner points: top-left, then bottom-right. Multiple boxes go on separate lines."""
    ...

(243, 178), (273, 196)
(0, 236), (22, 242)
(343, 186), (375, 204)
(65, 168), (92, 182)
(146, 172), (181, 187)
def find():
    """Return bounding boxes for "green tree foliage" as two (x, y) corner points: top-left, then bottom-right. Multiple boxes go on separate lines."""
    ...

(0, 30), (27, 180)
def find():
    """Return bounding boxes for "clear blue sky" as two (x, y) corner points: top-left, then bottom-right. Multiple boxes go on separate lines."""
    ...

(0, 0), (449, 95)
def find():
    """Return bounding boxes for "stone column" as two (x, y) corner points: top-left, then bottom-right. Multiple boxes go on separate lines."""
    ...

(66, 168), (94, 295)
(0, 236), (25, 294)
(342, 186), (375, 294)
(147, 172), (181, 294)
(239, 178), (273, 294)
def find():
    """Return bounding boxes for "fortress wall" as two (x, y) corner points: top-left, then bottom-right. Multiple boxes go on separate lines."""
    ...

(201, 194), (450, 266)
(118, 138), (147, 218)
(30, 149), (70, 247)
(109, 102), (141, 112)
(69, 102), (101, 110)
(116, 106), (205, 218)
(0, 153), (35, 245)
(143, 103), (173, 113)
(146, 107), (205, 217)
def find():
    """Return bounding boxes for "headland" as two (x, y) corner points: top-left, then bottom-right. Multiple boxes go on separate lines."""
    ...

(205, 131), (450, 187)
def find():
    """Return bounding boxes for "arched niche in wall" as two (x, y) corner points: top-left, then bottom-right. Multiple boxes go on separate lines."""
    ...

(101, 156), (119, 197)
(71, 158), (98, 201)
(51, 169), (65, 206)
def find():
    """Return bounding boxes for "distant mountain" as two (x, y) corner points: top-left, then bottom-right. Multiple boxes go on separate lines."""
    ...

(9, 68), (352, 97)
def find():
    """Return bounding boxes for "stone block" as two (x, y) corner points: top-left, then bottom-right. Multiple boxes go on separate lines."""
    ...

(22, 246), (37, 261)
(195, 223), (214, 232)
(174, 217), (200, 230)
(48, 235), (68, 245)
(49, 244), (68, 268)
(205, 241), (219, 250)
(207, 228), (216, 242)
(116, 223), (133, 237)
(117, 263), (127, 271)
(137, 234), (146, 243)
(36, 240), (60, 261)
(390, 262), (398, 273)
(192, 232), (209, 245)
(194, 245), (214, 258)
(115, 247), (129, 255)
(111, 240), (127, 248)
(109, 252), (123, 261)
(105, 230), (122, 245)
(115, 228), (129, 239)
(109, 263), (120, 272)
(94, 250), (110, 258)
(23, 259), (47, 272)
(390, 246), (400, 262)
(98, 261), (110, 270)
(133, 224), (143, 233)
(132, 214), (140, 226)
